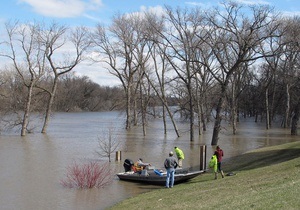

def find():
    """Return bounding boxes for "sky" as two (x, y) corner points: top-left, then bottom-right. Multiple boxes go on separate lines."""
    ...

(0, 0), (300, 86)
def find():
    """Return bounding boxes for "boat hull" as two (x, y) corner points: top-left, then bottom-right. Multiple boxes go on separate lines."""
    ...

(116, 170), (204, 185)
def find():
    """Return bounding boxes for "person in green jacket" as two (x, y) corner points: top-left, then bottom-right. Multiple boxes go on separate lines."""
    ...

(174, 146), (185, 168)
(209, 151), (218, 179)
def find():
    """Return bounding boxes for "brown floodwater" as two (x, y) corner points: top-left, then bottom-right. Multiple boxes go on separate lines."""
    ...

(0, 112), (298, 210)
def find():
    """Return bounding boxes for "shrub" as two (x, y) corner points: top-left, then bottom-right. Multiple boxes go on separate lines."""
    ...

(61, 161), (113, 189)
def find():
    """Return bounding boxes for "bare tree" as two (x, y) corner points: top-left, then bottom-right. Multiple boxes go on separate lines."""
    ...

(192, 41), (216, 135)
(227, 64), (250, 134)
(291, 101), (300, 135)
(39, 24), (90, 133)
(96, 126), (121, 162)
(151, 6), (206, 141)
(199, 2), (280, 145)
(0, 21), (47, 136)
(91, 13), (152, 130)
(278, 17), (300, 128)
(92, 20), (133, 130)
(144, 41), (180, 137)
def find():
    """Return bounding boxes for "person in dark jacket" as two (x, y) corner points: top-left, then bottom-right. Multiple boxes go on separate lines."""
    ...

(215, 146), (225, 178)
(164, 151), (178, 188)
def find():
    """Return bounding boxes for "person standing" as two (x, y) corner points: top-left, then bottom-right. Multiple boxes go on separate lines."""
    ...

(215, 146), (225, 178)
(209, 151), (218, 179)
(174, 146), (185, 168)
(164, 151), (178, 188)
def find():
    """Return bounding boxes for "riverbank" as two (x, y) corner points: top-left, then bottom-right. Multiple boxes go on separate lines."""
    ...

(108, 141), (300, 209)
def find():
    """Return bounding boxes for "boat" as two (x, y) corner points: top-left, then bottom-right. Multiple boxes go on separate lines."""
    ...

(116, 168), (204, 185)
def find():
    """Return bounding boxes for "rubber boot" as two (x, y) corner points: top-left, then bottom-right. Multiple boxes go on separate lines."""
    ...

(221, 170), (225, 178)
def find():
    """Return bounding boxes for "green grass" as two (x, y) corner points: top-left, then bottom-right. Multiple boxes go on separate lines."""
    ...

(108, 141), (300, 210)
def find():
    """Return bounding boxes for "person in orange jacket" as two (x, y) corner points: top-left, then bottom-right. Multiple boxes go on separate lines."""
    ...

(132, 158), (150, 173)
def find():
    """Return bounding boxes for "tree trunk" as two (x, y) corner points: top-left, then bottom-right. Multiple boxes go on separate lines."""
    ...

(133, 95), (138, 126)
(269, 82), (276, 125)
(265, 88), (270, 129)
(197, 101), (202, 136)
(125, 87), (131, 129)
(144, 72), (180, 137)
(284, 83), (290, 128)
(291, 102), (299, 135)
(255, 112), (258, 123)
(162, 101), (167, 135)
(188, 84), (194, 142)
(211, 95), (225, 145)
(232, 102), (237, 135)
(140, 82), (146, 136)
(201, 103), (207, 131)
(231, 82), (237, 135)
(21, 85), (34, 136)
(157, 94), (180, 138)
(167, 104), (180, 137)
(41, 78), (58, 133)
(211, 76), (232, 145)
(195, 76), (202, 135)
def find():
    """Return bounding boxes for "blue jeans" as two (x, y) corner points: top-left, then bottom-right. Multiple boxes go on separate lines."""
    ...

(166, 168), (175, 188)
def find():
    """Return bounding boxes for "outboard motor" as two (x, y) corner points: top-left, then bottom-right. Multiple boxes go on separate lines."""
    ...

(123, 159), (134, 172)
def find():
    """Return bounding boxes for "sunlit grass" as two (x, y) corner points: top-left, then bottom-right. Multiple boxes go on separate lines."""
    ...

(108, 141), (300, 210)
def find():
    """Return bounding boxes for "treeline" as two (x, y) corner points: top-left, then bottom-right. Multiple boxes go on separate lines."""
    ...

(0, 71), (125, 112)
(0, 71), (178, 112)
(0, 2), (300, 144)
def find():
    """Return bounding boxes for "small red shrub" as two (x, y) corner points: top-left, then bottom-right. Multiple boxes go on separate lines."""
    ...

(61, 161), (113, 189)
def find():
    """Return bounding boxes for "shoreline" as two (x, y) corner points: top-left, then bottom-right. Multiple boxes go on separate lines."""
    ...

(108, 140), (300, 209)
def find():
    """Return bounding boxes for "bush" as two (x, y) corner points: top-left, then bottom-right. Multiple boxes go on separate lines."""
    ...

(61, 161), (113, 189)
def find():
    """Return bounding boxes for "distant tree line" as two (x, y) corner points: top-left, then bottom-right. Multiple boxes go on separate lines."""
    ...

(0, 71), (124, 112)
(0, 2), (299, 145)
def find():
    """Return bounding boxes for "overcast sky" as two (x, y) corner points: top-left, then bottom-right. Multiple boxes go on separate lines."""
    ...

(0, 0), (299, 86)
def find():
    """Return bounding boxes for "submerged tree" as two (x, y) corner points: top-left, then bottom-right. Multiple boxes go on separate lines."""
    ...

(0, 21), (47, 136)
(92, 15), (140, 130)
(96, 126), (121, 162)
(151, 6), (206, 141)
(40, 24), (91, 133)
(199, 3), (280, 145)
(0, 22), (90, 136)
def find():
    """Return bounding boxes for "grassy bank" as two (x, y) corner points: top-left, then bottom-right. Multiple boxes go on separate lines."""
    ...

(108, 141), (300, 210)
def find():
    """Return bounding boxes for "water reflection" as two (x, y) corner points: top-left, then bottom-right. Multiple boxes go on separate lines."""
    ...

(0, 112), (298, 210)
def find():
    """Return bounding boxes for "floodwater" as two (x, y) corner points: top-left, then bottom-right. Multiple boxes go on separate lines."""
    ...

(0, 111), (299, 210)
